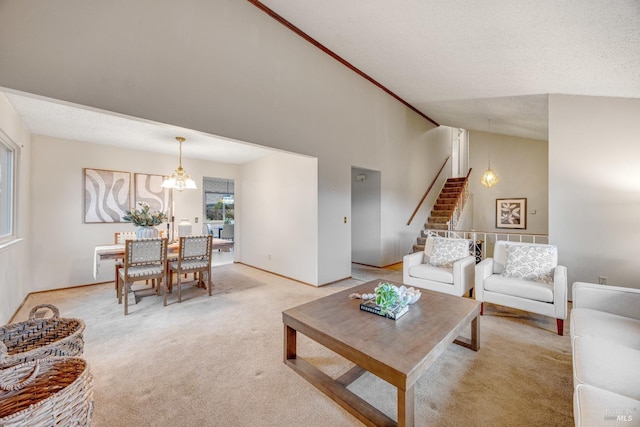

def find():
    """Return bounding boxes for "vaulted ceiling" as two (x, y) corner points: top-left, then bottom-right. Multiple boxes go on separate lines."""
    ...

(257, 0), (640, 141)
(3, 0), (640, 159)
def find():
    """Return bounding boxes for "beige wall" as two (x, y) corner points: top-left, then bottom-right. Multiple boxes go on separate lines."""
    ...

(240, 152), (318, 284)
(469, 131), (549, 234)
(29, 135), (240, 291)
(0, 0), (445, 285)
(549, 94), (640, 294)
(0, 94), (31, 323)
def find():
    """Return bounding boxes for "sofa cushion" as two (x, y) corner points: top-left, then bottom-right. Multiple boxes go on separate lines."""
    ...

(408, 264), (454, 284)
(423, 237), (434, 257)
(573, 336), (640, 401)
(571, 308), (640, 350)
(574, 384), (640, 426)
(501, 244), (555, 284)
(484, 274), (554, 303)
(429, 237), (470, 268)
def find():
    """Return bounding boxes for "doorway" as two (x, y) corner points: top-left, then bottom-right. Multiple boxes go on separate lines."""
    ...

(203, 177), (235, 266)
(351, 167), (382, 266)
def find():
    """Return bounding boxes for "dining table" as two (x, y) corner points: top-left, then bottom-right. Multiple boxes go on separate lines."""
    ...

(93, 238), (234, 279)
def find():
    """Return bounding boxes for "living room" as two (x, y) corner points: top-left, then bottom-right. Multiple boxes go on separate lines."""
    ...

(1, 1), (639, 425)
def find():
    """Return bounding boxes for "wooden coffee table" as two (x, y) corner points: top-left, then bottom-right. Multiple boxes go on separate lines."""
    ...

(282, 280), (480, 427)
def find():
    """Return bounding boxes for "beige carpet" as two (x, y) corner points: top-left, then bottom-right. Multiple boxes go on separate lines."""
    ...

(12, 263), (574, 426)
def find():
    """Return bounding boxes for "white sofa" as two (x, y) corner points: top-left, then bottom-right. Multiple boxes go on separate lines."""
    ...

(403, 236), (475, 296)
(571, 282), (640, 426)
(475, 240), (567, 335)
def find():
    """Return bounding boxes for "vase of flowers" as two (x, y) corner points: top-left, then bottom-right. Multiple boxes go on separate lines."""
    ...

(122, 202), (168, 239)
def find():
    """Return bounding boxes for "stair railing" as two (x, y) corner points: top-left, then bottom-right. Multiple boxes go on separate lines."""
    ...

(448, 168), (472, 230)
(406, 156), (450, 226)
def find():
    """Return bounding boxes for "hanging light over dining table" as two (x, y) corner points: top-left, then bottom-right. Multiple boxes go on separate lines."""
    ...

(162, 136), (197, 191)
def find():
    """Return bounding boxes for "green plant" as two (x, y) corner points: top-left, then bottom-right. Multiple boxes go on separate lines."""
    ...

(375, 282), (401, 315)
(122, 202), (168, 227)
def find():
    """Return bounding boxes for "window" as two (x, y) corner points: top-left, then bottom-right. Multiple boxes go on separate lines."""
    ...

(0, 132), (18, 244)
(203, 178), (234, 224)
(205, 193), (235, 222)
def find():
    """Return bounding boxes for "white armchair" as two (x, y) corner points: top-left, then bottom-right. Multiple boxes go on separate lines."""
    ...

(475, 240), (567, 335)
(403, 236), (475, 297)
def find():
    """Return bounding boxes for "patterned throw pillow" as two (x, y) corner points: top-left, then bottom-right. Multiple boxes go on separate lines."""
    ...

(429, 238), (470, 268)
(501, 244), (555, 284)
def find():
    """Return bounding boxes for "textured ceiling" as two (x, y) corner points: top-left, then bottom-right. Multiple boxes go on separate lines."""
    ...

(4, 91), (275, 164)
(258, 0), (640, 140)
(4, 1), (640, 153)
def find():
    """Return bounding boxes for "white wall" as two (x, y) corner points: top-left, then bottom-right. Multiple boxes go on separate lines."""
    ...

(29, 135), (239, 291)
(389, 125), (453, 264)
(469, 131), (549, 234)
(239, 152), (317, 284)
(0, 0), (445, 285)
(352, 167), (381, 266)
(0, 94), (31, 323)
(549, 94), (640, 292)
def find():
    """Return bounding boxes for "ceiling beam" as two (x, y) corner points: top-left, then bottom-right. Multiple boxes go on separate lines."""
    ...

(247, 0), (439, 127)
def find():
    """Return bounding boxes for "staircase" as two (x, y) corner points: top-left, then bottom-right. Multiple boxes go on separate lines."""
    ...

(412, 177), (468, 252)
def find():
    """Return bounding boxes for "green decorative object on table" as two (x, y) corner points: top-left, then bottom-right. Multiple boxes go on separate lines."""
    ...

(375, 282), (402, 315)
(355, 282), (415, 320)
(122, 202), (168, 239)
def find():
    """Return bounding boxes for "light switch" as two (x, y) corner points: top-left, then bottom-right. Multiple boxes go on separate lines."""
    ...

(344, 217), (347, 224)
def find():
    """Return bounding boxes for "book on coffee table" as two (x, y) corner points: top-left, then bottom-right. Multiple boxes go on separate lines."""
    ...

(359, 300), (409, 320)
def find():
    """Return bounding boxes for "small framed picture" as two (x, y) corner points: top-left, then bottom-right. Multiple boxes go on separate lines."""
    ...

(496, 198), (527, 229)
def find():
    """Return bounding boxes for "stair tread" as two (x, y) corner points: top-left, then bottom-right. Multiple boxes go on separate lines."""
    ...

(427, 216), (449, 222)
(413, 176), (468, 252)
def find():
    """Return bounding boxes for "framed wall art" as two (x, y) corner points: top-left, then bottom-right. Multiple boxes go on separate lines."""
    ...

(496, 198), (527, 229)
(134, 173), (172, 216)
(84, 168), (131, 223)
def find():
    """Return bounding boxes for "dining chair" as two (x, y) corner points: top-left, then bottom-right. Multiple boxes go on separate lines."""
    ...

(113, 232), (136, 298)
(167, 235), (213, 304)
(118, 238), (168, 315)
(220, 224), (234, 241)
(114, 231), (165, 296)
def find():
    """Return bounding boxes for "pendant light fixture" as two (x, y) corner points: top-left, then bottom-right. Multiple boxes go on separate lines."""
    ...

(162, 136), (197, 191)
(480, 118), (499, 188)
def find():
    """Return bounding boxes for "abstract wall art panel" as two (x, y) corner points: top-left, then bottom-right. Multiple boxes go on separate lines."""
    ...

(134, 173), (171, 215)
(84, 168), (131, 223)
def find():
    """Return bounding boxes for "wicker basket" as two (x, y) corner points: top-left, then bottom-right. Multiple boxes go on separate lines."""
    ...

(0, 304), (85, 369)
(0, 356), (94, 426)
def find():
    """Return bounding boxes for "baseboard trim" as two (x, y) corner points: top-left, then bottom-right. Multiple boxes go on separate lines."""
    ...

(236, 262), (317, 287)
(352, 261), (402, 269)
(9, 281), (111, 323)
(318, 276), (352, 287)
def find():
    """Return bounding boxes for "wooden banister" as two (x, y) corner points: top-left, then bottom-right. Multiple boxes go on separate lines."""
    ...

(406, 156), (450, 226)
(452, 168), (473, 211)
(448, 168), (473, 230)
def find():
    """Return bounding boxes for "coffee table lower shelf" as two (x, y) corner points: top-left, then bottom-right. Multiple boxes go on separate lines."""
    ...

(285, 356), (397, 426)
